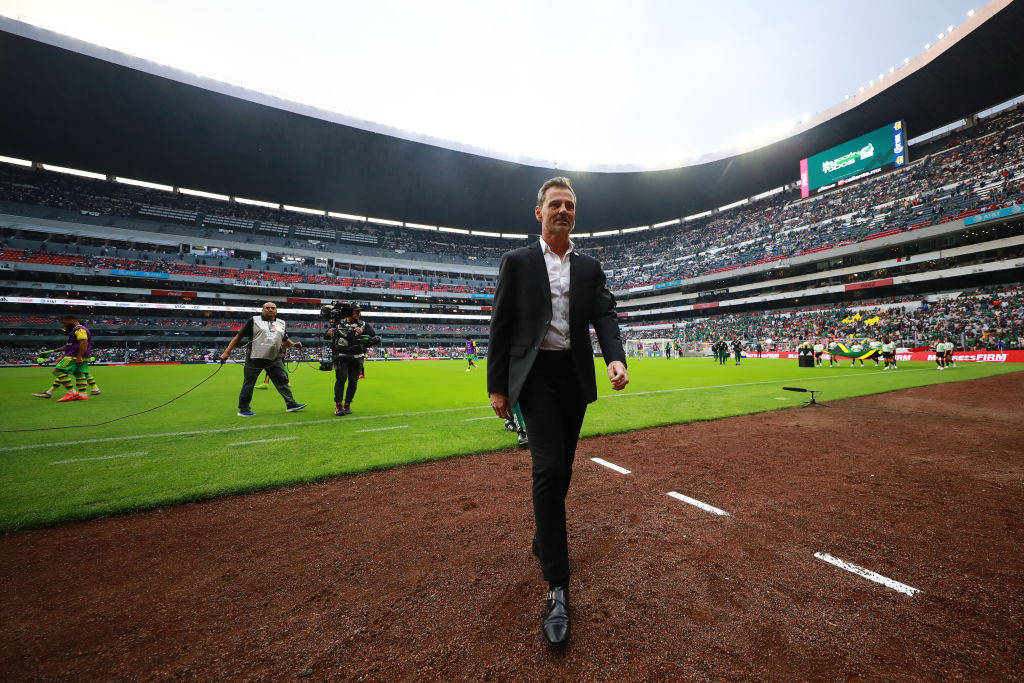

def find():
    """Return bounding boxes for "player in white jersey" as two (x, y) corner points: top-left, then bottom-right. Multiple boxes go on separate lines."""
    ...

(934, 338), (945, 370)
(812, 341), (825, 367)
(868, 339), (883, 367)
(849, 341), (865, 367)
(881, 338), (897, 370)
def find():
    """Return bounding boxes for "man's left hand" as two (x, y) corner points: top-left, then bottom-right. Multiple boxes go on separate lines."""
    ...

(292, 341), (302, 349)
(607, 361), (629, 391)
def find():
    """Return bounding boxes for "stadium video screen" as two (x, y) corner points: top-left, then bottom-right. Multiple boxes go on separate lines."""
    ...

(799, 121), (907, 198)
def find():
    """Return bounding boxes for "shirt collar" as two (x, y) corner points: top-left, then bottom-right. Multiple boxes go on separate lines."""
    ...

(539, 235), (575, 257)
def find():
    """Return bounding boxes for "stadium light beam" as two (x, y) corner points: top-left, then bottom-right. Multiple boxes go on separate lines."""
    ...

(235, 196), (279, 208)
(366, 217), (403, 227)
(404, 222), (437, 231)
(116, 177), (174, 191)
(0, 154), (32, 167)
(40, 164), (106, 180)
(179, 187), (229, 201)
(283, 204), (325, 215)
(438, 226), (469, 234)
(327, 212), (366, 221)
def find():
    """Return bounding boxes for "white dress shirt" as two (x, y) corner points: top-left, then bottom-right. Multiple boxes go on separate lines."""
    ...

(539, 235), (574, 350)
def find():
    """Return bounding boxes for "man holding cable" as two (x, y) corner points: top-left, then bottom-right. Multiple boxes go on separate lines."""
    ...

(221, 301), (306, 417)
(488, 176), (629, 648)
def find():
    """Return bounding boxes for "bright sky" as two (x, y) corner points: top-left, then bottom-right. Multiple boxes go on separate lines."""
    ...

(0, 0), (981, 169)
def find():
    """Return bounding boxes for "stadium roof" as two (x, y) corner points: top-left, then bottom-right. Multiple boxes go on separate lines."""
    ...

(1, 0), (1023, 234)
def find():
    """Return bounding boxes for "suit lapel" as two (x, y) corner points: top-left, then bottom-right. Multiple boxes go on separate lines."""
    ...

(568, 250), (578, 327)
(529, 241), (552, 319)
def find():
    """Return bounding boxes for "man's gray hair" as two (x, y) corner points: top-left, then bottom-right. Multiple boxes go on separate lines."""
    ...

(537, 177), (576, 207)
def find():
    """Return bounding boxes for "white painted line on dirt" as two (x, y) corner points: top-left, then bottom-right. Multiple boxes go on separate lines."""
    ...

(51, 451), (148, 465)
(228, 437), (298, 446)
(464, 416), (498, 421)
(590, 457), (631, 474)
(667, 491), (731, 517)
(355, 425), (410, 433)
(2, 369), (931, 454)
(813, 552), (920, 596)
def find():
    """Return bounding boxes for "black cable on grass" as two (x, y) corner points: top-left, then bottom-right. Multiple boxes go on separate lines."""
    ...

(2, 362), (225, 433)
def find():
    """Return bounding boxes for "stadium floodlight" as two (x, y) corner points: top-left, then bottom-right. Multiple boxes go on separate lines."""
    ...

(652, 219), (681, 228)
(40, 164), (106, 180)
(753, 186), (784, 200)
(947, 25), (953, 32)
(868, 80), (874, 86)
(179, 187), (229, 201)
(592, 229), (620, 237)
(859, 86), (866, 92)
(328, 212), (366, 221)
(889, 67), (895, 73)
(0, 154), (31, 167)
(924, 43), (931, 49)
(235, 196), (279, 208)
(404, 222), (437, 231)
(366, 216), (402, 227)
(904, 57), (911, 64)
(501, 233), (529, 239)
(573, 232), (592, 238)
(967, 9), (975, 17)
(937, 32), (944, 39)
(283, 204), (325, 215)
(684, 211), (712, 221)
(438, 226), (469, 234)
(719, 198), (748, 212)
(116, 177), (174, 192)
(471, 230), (501, 237)
(621, 226), (651, 234)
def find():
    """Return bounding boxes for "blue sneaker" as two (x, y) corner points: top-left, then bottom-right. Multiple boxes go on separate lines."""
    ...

(237, 410), (255, 417)
(285, 403), (306, 413)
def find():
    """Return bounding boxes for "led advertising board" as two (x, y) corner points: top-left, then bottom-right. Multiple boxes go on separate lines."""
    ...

(800, 121), (907, 198)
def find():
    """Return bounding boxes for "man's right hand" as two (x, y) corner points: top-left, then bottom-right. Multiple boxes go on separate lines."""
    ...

(490, 392), (511, 420)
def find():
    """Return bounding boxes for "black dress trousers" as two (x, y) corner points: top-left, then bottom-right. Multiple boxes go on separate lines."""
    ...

(518, 350), (588, 588)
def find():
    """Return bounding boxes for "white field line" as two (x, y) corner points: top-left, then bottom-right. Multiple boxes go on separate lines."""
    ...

(355, 425), (409, 433)
(464, 416), (499, 422)
(813, 552), (920, 596)
(228, 436), (299, 446)
(1, 369), (930, 453)
(667, 491), (731, 517)
(590, 457), (631, 474)
(51, 451), (148, 465)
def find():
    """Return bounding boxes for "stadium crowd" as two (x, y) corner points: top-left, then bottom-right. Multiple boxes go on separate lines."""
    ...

(1, 106), (1021, 292)
(625, 285), (1024, 350)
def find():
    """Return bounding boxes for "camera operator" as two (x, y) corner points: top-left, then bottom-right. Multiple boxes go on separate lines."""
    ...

(325, 303), (377, 416)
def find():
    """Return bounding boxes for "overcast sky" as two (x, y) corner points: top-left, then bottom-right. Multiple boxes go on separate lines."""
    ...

(0, 0), (983, 168)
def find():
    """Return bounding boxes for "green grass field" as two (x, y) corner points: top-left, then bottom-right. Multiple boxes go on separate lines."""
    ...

(0, 357), (1020, 531)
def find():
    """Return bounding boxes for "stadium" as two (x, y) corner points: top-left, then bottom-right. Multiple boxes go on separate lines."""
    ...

(1, 1), (1022, 679)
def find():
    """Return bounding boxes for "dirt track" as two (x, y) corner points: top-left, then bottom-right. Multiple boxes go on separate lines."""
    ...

(2, 373), (1023, 681)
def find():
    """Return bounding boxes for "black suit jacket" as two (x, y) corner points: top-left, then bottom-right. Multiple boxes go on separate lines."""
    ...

(487, 240), (626, 408)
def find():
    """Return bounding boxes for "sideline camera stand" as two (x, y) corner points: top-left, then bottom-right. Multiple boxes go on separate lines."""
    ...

(782, 386), (829, 408)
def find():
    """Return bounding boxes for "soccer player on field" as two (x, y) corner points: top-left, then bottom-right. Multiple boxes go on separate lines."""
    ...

(849, 340), (865, 367)
(944, 337), (956, 367)
(32, 314), (98, 401)
(465, 337), (479, 371)
(868, 338), (883, 367)
(826, 339), (841, 367)
(812, 340), (825, 367)
(881, 337), (897, 370)
(934, 337), (944, 370)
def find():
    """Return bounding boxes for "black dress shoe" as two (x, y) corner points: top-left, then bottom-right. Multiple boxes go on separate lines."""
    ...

(542, 586), (570, 647)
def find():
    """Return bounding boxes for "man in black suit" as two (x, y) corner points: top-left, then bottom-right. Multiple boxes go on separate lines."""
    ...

(488, 176), (629, 648)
